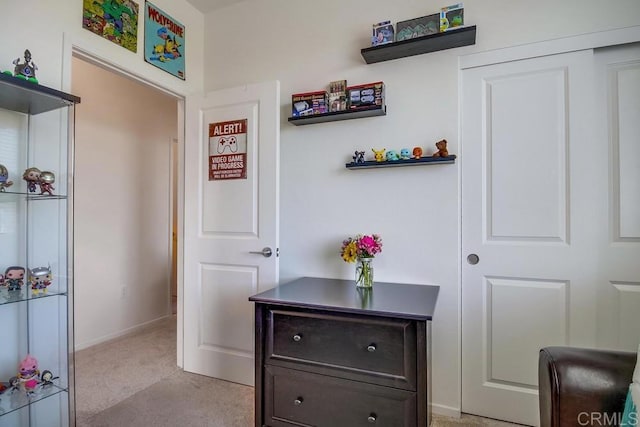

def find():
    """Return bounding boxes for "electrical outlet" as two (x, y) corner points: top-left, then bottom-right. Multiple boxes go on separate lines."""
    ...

(121, 286), (127, 298)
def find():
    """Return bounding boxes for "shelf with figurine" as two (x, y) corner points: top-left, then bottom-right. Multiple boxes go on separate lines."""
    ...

(0, 50), (80, 115)
(0, 164), (63, 199)
(362, 4), (475, 64)
(0, 355), (65, 417)
(0, 48), (78, 424)
(361, 25), (476, 64)
(346, 139), (456, 169)
(0, 265), (61, 306)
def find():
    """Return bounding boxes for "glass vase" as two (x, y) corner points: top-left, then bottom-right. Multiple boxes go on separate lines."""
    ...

(355, 257), (374, 288)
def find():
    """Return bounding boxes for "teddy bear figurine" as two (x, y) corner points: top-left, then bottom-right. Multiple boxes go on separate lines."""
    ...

(432, 139), (449, 158)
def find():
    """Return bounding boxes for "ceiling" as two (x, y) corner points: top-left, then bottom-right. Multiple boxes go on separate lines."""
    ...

(185, 0), (247, 13)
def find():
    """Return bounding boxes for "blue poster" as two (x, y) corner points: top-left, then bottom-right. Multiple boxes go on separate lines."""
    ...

(144, 1), (185, 80)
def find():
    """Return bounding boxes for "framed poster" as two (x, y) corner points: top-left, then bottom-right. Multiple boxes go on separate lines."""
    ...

(208, 119), (248, 181)
(82, 0), (139, 52)
(144, 1), (185, 80)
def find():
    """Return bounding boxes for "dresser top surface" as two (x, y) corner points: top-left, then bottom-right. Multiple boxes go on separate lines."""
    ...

(249, 277), (439, 320)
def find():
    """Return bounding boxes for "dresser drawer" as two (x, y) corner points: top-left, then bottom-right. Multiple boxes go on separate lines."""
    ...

(264, 365), (417, 427)
(265, 308), (416, 389)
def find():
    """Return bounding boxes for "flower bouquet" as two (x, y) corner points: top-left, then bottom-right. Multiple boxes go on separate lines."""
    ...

(340, 234), (382, 288)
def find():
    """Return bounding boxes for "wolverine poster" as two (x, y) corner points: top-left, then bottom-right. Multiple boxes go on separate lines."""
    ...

(144, 1), (185, 80)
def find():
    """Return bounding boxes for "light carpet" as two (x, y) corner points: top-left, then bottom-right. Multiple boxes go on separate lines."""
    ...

(75, 316), (521, 426)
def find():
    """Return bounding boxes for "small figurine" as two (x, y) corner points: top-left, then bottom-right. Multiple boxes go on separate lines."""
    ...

(372, 148), (386, 162)
(4, 266), (25, 291)
(38, 171), (55, 195)
(12, 49), (38, 83)
(432, 139), (449, 158)
(0, 164), (14, 192)
(386, 150), (400, 161)
(412, 147), (423, 159)
(8, 376), (21, 393)
(352, 151), (365, 164)
(399, 148), (411, 160)
(40, 370), (59, 388)
(23, 167), (41, 193)
(17, 355), (40, 394)
(30, 266), (52, 296)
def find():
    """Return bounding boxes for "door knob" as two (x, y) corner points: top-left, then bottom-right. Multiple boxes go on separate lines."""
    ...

(467, 254), (479, 265)
(249, 247), (272, 258)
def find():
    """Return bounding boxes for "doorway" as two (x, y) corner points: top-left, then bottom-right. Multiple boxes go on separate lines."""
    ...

(71, 55), (179, 349)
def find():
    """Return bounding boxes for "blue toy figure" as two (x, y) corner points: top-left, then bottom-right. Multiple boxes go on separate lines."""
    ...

(386, 150), (400, 161)
(400, 148), (411, 160)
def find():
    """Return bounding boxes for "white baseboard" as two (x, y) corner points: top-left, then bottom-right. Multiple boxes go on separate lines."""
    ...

(74, 315), (173, 351)
(432, 403), (461, 418)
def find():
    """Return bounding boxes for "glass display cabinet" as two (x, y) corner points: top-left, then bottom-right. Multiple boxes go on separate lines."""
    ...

(0, 72), (80, 426)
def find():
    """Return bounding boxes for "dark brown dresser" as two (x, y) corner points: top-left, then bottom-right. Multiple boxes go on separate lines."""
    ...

(249, 277), (439, 427)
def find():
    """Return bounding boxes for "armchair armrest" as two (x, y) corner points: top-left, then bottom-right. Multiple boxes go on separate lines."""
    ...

(539, 346), (636, 427)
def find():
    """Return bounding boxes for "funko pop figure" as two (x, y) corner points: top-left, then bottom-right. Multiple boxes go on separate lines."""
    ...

(0, 164), (14, 192)
(38, 171), (55, 195)
(23, 167), (41, 193)
(4, 266), (25, 291)
(30, 266), (52, 295)
(17, 354), (40, 394)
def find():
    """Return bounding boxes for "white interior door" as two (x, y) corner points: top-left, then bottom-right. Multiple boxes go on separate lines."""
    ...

(461, 50), (600, 426)
(461, 42), (640, 426)
(593, 43), (640, 350)
(183, 81), (280, 386)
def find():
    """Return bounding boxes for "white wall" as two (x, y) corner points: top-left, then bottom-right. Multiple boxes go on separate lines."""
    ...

(72, 57), (177, 349)
(202, 0), (640, 415)
(0, 0), (204, 97)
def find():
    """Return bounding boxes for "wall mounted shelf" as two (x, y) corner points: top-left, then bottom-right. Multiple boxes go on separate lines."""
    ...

(361, 26), (476, 64)
(346, 155), (456, 169)
(288, 105), (386, 126)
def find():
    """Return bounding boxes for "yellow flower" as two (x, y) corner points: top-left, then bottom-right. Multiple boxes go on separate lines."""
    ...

(341, 241), (358, 263)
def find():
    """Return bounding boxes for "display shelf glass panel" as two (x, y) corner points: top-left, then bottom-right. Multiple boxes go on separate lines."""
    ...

(0, 73), (77, 426)
(0, 385), (67, 419)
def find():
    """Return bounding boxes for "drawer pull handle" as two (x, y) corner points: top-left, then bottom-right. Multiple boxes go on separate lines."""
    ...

(368, 414), (377, 423)
(294, 397), (303, 406)
(293, 334), (302, 342)
(367, 344), (377, 352)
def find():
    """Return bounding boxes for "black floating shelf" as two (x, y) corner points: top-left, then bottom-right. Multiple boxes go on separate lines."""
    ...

(346, 155), (456, 169)
(361, 26), (476, 64)
(288, 105), (386, 126)
(0, 72), (81, 115)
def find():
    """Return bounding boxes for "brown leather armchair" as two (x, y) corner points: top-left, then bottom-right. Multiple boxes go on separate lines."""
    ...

(539, 346), (636, 427)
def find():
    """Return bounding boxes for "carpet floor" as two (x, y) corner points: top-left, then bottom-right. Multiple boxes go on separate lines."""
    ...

(75, 316), (521, 426)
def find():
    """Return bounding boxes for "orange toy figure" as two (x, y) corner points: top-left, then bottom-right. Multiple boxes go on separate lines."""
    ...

(432, 139), (449, 158)
(372, 148), (386, 162)
(412, 146), (423, 159)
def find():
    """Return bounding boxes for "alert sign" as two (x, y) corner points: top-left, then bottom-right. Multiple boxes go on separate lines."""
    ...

(208, 119), (247, 180)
